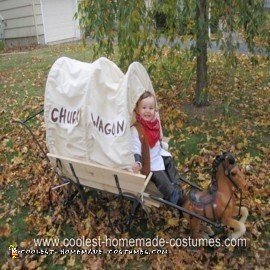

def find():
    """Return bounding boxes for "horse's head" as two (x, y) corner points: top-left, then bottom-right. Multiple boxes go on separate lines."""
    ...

(213, 152), (248, 191)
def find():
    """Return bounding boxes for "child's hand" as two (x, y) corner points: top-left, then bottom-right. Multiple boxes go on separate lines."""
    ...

(132, 162), (141, 174)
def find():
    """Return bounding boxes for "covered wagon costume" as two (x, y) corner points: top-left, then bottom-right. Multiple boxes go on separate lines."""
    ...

(44, 56), (183, 205)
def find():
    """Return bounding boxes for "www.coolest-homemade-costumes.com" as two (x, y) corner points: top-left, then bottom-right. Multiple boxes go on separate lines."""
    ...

(131, 118), (183, 205)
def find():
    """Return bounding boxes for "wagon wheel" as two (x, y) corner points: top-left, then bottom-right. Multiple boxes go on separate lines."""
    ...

(106, 192), (150, 236)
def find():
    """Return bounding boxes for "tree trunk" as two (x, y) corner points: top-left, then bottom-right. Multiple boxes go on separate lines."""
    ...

(194, 0), (209, 107)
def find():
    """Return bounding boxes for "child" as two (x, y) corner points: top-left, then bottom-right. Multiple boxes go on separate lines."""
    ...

(131, 91), (184, 205)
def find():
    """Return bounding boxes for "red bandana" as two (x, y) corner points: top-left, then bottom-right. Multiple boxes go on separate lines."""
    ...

(136, 113), (160, 148)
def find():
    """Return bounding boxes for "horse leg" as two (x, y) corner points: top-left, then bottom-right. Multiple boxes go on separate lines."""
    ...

(224, 217), (246, 240)
(233, 206), (248, 223)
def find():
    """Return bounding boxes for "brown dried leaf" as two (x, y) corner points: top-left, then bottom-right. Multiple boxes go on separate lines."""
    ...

(0, 224), (11, 237)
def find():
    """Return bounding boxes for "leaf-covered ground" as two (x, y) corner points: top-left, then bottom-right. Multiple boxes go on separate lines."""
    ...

(0, 43), (269, 269)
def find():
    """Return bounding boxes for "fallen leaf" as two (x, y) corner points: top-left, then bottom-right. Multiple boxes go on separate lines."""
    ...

(0, 224), (11, 237)
(167, 218), (179, 227)
(27, 260), (38, 270)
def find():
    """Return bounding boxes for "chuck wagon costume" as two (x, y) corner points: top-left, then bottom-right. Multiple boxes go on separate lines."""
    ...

(44, 56), (183, 205)
(16, 53), (246, 238)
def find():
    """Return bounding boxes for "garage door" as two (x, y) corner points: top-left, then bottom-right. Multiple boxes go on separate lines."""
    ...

(41, 0), (81, 43)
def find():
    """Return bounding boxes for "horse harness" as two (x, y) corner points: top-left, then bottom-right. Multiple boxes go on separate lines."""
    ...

(188, 187), (219, 222)
(223, 161), (243, 217)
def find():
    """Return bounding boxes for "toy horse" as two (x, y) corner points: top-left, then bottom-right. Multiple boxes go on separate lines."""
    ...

(183, 152), (249, 240)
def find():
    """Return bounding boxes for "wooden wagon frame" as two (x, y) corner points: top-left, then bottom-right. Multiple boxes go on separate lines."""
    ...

(15, 110), (221, 233)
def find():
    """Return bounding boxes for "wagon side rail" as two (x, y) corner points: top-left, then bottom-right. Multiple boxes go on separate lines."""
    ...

(47, 153), (156, 205)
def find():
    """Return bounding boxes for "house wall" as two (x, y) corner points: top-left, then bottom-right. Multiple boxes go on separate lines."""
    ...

(0, 0), (44, 47)
(265, 0), (270, 9)
(41, 0), (81, 44)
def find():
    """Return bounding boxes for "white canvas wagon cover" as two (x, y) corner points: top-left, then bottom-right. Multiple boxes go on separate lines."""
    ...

(44, 57), (154, 170)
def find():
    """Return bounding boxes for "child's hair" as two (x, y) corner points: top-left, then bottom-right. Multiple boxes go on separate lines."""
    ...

(135, 91), (156, 108)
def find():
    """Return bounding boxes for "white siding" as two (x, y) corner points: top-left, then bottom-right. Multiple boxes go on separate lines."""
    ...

(0, 0), (43, 40)
(0, 0), (32, 10)
(0, 0), (81, 46)
(5, 15), (42, 29)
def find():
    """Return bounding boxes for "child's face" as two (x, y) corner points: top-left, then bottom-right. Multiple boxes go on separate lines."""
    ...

(137, 96), (156, 121)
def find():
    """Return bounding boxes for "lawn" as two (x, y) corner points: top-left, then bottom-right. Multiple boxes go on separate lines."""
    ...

(0, 42), (269, 269)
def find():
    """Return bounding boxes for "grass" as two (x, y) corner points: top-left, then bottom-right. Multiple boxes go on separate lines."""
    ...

(0, 185), (30, 265)
(0, 40), (4, 51)
(170, 133), (206, 163)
